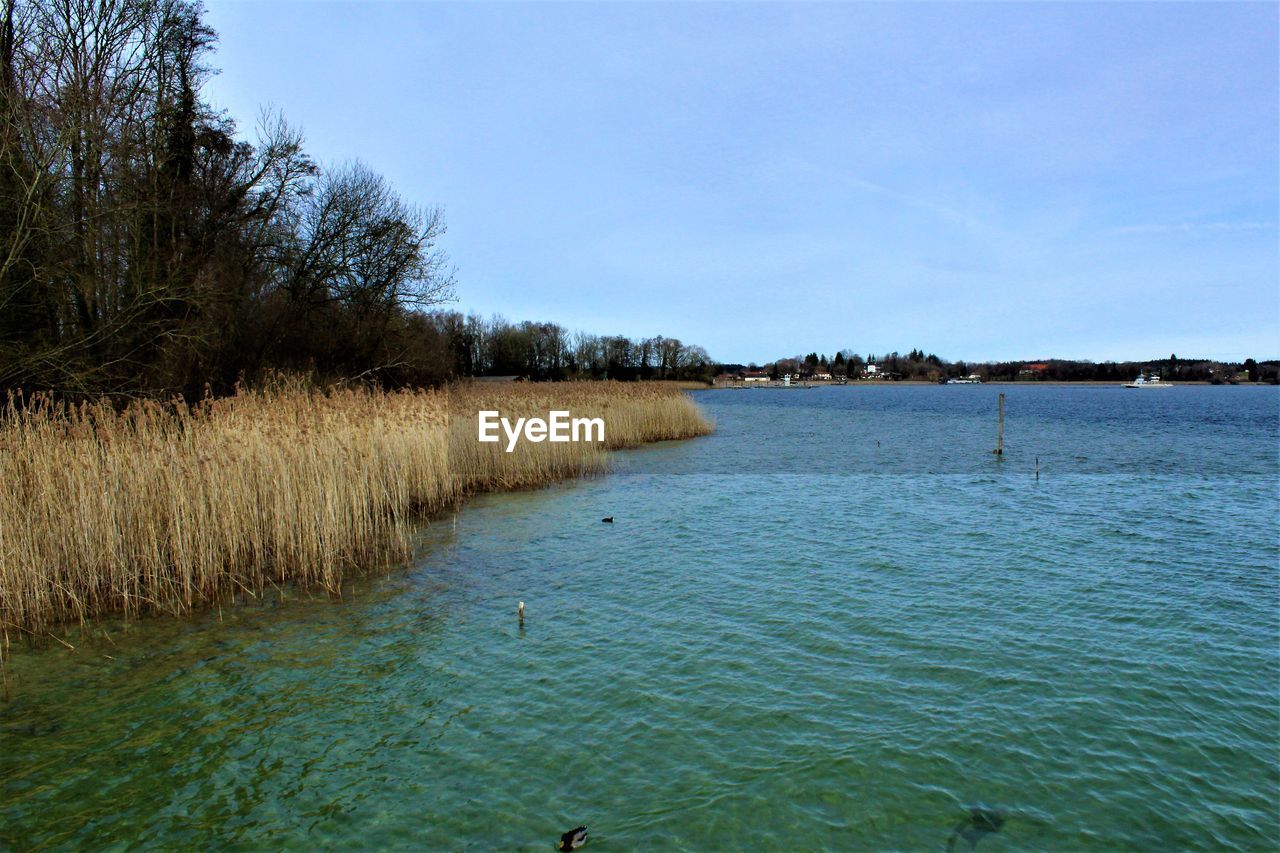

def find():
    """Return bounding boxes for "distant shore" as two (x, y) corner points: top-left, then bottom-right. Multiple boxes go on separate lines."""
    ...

(701, 379), (1275, 389)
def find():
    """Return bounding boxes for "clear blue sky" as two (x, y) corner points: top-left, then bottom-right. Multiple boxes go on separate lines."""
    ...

(202, 1), (1278, 364)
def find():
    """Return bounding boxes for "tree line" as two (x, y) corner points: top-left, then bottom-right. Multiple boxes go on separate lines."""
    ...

(729, 350), (1279, 383)
(0, 0), (466, 398)
(431, 313), (713, 382)
(0, 1), (717, 399)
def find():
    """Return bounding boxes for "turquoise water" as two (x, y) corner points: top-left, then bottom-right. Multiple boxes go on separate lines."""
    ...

(2, 386), (1277, 850)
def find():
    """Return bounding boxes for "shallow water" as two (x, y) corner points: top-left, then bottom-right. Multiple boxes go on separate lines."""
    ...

(2, 385), (1277, 850)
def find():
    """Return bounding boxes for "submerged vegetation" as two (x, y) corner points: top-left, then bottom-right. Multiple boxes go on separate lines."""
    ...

(0, 380), (712, 636)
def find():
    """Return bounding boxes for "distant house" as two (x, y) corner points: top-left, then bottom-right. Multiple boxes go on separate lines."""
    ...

(863, 364), (881, 378)
(1018, 362), (1049, 378)
(743, 371), (771, 382)
(713, 373), (741, 385)
(813, 371), (833, 381)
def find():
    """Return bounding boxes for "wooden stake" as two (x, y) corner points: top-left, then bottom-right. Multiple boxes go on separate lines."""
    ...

(1035, 456), (1039, 480)
(994, 393), (1005, 456)
(518, 601), (525, 627)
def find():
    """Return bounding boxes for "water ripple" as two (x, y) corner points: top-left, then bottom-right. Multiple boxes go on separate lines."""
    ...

(2, 386), (1278, 850)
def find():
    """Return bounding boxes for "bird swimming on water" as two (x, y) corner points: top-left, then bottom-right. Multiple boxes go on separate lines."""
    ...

(559, 825), (588, 850)
(601, 517), (613, 523)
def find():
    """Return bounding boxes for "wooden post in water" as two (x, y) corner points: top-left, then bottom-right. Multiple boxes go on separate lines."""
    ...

(518, 601), (525, 627)
(994, 393), (1005, 456)
(1035, 456), (1039, 481)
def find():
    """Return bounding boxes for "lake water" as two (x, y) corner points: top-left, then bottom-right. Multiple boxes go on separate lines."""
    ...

(2, 385), (1277, 850)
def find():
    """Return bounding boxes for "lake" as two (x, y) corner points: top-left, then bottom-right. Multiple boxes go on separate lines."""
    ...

(2, 385), (1277, 850)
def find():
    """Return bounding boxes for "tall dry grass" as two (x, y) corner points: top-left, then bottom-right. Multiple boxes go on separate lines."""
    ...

(0, 380), (711, 635)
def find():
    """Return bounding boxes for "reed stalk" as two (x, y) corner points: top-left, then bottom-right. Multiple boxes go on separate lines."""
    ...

(0, 380), (712, 634)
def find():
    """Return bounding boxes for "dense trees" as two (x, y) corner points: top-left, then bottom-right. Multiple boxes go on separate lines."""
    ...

(436, 313), (712, 382)
(0, 1), (714, 396)
(0, 0), (454, 396)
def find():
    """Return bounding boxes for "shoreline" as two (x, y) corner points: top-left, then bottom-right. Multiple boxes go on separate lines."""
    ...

(0, 381), (713, 637)
(700, 380), (1275, 388)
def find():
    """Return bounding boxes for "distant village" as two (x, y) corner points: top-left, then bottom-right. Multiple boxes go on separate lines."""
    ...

(716, 362), (998, 386)
(711, 351), (1278, 385)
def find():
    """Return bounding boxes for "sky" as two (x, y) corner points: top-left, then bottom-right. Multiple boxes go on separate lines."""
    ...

(201, 1), (1278, 364)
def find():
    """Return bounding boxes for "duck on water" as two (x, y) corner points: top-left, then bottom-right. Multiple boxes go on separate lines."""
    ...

(559, 826), (588, 850)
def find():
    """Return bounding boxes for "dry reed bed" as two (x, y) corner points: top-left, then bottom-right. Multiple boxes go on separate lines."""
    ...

(0, 381), (712, 636)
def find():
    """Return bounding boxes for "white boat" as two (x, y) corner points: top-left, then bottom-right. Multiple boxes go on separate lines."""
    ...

(947, 374), (983, 385)
(1124, 373), (1172, 388)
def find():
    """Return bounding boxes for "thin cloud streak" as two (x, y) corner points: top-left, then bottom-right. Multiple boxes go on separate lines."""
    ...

(1110, 221), (1278, 235)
